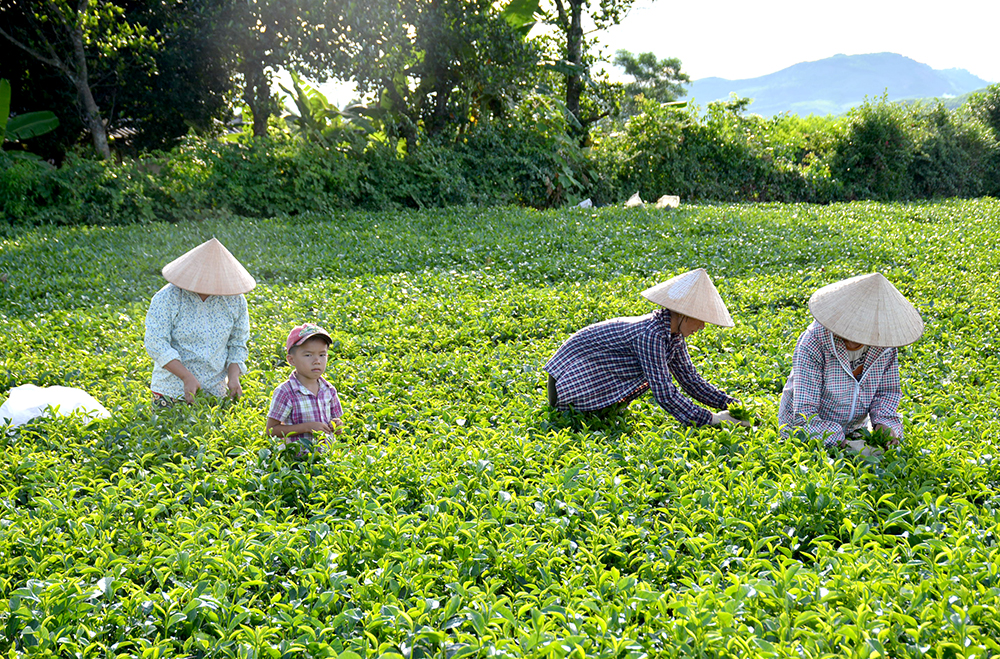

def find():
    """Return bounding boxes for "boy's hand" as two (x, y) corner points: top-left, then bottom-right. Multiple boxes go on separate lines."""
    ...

(332, 418), (344, 435)
(303, 421), (334, 434)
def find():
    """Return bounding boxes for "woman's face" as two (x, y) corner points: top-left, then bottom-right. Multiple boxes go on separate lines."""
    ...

(679, 316), (705, 337)
(836, 336), (865, 351)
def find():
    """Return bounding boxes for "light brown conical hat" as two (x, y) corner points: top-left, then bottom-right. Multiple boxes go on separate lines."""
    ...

(808, 272), (923, 347)
(162, 237), (256, 295)
(641, 268), (734, 327)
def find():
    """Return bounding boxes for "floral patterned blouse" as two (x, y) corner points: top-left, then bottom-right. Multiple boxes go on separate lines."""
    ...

(144, 284), (250, 398)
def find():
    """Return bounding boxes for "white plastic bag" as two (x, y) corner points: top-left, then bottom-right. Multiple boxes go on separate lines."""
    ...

(655, 195), (680, 209)
(0, 384), (111, 428)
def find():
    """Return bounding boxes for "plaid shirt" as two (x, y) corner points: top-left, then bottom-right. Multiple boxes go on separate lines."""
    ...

(545, 309), (735, 426)
(267, 372), (343, 440)
(779, 321), (903, 447)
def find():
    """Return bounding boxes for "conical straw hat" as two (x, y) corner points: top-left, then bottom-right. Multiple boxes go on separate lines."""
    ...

(808, 273), (923, 347)
(162, 237), (256, 296)
(641, 268), (734, 327)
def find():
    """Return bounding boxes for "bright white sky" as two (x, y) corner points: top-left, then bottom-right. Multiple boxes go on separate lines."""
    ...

(598, 0), (1000, 83)
(295, 0), (998, 107)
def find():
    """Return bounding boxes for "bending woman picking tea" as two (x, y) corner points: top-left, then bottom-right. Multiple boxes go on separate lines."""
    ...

(545, 268), (749, 427)
(144, 238), (255, 405)
(779, 273), (923, 455)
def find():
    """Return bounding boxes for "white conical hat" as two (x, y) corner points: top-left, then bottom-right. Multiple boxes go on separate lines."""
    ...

(162, 237), (256, 295)
(641, 268), (734, 327)
(808, 273), (923, 347)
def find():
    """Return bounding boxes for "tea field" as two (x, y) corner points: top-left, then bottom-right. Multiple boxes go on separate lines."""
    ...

(2, 199), (1000, 658)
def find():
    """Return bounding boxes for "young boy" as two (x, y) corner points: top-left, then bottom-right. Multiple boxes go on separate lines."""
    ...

(266, 323), (344, 443)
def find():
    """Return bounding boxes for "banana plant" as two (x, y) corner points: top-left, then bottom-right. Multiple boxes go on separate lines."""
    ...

(279, 72), (372, 151)
(1, 78), (60, 147)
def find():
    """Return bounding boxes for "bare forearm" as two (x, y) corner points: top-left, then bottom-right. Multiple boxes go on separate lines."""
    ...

(163, 359), (195, 383)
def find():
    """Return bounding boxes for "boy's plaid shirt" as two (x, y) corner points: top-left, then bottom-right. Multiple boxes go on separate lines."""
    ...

(545, 308), (735, 426)
(779, 321), (903, 446)
(267, 372), (343, 440)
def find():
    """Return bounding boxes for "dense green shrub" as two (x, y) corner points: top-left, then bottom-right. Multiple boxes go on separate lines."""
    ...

(191, 135), (361, 217)
(829, 96), (914, 200)
(965, 83), (1000, 139)
(592, 97), (838, 204)
(961, 85), (1000, 196)
(3, 90), (998, 226)
(0, 153), (52, 222)
(908, 103), (993, 198)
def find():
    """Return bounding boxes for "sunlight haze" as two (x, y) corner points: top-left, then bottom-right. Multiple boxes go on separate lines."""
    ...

(599, 0), (999, 83)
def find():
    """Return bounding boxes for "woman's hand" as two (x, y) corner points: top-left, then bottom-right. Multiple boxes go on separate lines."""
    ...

(227, 364), (243, 399)
(710, 411), (751, 428)
(181, 374), (201, 404)
(874, 423), (900, 447)
(163, 359), (201, 404)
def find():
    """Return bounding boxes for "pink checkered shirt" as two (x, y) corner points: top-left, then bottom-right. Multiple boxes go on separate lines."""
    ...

(267, 372), (343, 440)
(779, 321), (903, 447)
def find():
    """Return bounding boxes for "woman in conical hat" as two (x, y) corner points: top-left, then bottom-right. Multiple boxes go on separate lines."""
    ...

(144, 238), (256, 405)
(778, 273), (923, 455)
(544, 268), (748, 427)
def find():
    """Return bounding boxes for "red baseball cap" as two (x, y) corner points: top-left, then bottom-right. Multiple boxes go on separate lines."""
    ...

(285, 323), (332, 352)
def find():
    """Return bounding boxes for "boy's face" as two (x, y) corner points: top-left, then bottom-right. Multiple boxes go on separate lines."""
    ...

(286, 336), (330, 382)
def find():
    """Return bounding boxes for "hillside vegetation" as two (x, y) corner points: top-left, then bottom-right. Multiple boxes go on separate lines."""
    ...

(2, 200), (1000, 656)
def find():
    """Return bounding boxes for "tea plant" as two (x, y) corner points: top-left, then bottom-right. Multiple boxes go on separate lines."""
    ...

(2, 199), (1000, 657)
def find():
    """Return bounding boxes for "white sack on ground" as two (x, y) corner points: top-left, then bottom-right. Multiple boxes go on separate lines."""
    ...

(656, 195), (680, 209)
(0, 384), (111, 428)
(625, 192), (644, 208)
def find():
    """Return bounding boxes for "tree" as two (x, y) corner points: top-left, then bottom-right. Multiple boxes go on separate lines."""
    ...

(614, 50), (689, 115)
(0, 0), (155, 159)
(545, 0), (637, 142)
(212, 0), (352, 137)
(113, 0), (234, 151)
(336, 0), (540, 150)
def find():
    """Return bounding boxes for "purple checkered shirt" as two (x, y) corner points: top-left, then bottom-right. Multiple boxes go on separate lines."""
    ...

(267, 372), (343, 440)
(545, 308), (736, 426)
(779, 321), (903, 447)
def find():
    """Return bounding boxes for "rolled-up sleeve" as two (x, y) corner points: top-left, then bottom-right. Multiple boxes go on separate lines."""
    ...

(144, 286), (181, 368)
(227, 295), (250, 375)
(868, 349), (903, 438)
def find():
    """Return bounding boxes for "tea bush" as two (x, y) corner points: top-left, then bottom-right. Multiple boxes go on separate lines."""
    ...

(2, 199), (1000, 656)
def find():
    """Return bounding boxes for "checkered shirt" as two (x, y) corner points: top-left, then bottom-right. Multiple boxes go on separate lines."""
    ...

(544, 309), (735, 426)
(267, 372), (343, 440)
(779, 321), (903, 447)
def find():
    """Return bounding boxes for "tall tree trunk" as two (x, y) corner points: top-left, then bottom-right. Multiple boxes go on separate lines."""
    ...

(423, 0), (455, 137)
(74, 77), (111, 159)
(241, 58), (271, 137)
(565, 0), (585, 141)
(70, 11), (111, 159)
(385, 81), (420, 152)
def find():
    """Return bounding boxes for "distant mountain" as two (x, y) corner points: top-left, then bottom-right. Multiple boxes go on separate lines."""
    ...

(686, 53), (993, 117)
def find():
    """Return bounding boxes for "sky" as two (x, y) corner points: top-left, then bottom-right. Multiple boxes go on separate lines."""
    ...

(296, 0), (998, 106)
(597, 0), (1000, 83)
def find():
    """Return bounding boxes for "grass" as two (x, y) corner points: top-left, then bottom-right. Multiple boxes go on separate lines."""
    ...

(1, 198), (1000, 657)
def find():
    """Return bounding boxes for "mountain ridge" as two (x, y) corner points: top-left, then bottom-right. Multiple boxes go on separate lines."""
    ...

(686, 53), (992, 117)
